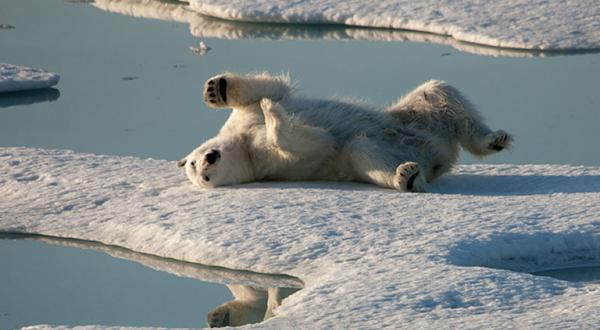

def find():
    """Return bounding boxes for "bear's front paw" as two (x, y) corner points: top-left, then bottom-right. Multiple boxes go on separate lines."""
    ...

(260, 98), (288, 123)
(395, 162), (426, 192)
(204, 76), (228, 107)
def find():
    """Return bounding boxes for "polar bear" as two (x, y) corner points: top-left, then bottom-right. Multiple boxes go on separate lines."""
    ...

(178, 73), (512, 192)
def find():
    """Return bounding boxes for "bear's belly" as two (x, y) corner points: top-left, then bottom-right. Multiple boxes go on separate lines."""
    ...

(264, 151), (355, 182)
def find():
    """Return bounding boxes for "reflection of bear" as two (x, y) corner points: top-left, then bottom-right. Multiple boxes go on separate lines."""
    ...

(179, 73), (512, 192)
(207, 285), (299, 327)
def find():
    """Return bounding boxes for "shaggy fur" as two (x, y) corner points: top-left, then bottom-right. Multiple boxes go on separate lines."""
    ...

(178, 73), (512, 192)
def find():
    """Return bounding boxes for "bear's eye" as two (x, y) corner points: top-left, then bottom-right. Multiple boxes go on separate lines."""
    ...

(190, 160), (196, 167)
(203, 175), (210, 182)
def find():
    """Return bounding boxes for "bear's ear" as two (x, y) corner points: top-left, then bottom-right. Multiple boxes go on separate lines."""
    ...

(176, 159), (187, 168)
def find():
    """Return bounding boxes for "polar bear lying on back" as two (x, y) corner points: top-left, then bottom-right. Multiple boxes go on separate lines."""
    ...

(178, 73), (512, 192)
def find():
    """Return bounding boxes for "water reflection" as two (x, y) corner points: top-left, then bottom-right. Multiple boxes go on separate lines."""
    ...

(0, 233), (302, 328)
(88, 0), (598, 58)
(533, 266), (600, 284)
(207, 285), (299, 327)
(0, 88), (60, 108)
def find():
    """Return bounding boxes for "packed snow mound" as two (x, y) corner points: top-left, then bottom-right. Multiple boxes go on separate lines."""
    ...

(0, 64), (60, 93)
(91, 0), (577, 57)
(188, 0), (600, 51)
(2, 147), (600, 329)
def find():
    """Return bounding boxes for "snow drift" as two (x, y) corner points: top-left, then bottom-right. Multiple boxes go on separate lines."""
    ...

(2, 147), (600, 328)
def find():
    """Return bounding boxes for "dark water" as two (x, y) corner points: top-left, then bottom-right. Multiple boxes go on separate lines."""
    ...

(1, 0), (599, 166)
(533, 266), (600, 284)
(0, 238), (232, 329)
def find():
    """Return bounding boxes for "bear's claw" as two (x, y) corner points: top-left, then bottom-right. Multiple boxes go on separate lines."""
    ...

(204, 76), (228, 107)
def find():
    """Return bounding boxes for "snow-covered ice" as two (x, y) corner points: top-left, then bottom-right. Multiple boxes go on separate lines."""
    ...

(91, 0), (585, 57)
(187, 0), (600, 51)
(2, 146), (600, 329)
(0, 64), (60, 93)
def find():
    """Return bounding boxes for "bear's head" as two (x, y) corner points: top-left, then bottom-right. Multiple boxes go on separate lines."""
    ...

(177, 135), (254, 188)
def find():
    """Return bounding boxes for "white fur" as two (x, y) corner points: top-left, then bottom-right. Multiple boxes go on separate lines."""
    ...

(179, 73), (513, 192)
(206, 285), (299, 327)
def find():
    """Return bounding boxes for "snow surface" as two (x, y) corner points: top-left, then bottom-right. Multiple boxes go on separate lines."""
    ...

(92, 0), (570, 57)
(187, 0), (600, 51)
(0, 64), (60, 93)
(2, 146), (600, 329)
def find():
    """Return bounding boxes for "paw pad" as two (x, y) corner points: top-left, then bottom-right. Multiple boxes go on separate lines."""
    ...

(395, 162), (426, 192)
(204, 77), (228, 106)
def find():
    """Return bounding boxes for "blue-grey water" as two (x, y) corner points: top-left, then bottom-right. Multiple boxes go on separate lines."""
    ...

(1, 0), (599, 166)
(0, 238), (233, 329)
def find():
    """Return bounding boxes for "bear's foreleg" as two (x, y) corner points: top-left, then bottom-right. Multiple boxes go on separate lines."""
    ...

(204, 73), (293, 109)
(260, 98), (335, 160)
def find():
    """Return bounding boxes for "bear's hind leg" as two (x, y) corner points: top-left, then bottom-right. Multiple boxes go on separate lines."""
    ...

(344, 136), (427, 192)
(204, 72), (293, 108)
(386, 80), (513, 157)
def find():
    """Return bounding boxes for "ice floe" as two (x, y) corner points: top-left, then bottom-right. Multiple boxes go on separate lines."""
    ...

(89, 0), (594, 57)
(188, 0), (600, 51)
(2, 147), (600, 328)
(189, 41), (211, 55)
(0, 64), (60, 93)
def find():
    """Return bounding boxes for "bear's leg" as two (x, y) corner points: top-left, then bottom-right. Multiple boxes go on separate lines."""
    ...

(464, 129), (513, 156)
(204, 72), (293, 109)
(264, 287), (300, 320)
(385, 80), (512, 157)
(260, 98), (335, 159)
(207, 285), (268, 327)
(345, 136), (426, 192)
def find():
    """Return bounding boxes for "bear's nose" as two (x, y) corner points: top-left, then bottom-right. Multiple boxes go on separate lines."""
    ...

(205, 149), (220, 165)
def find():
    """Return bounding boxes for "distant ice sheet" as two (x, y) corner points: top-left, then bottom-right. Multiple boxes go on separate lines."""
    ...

(188, 0), (600, 51)
(90, 0), (599, 57)
(0, 64), (60, 93)
(2, 147), (600, 329)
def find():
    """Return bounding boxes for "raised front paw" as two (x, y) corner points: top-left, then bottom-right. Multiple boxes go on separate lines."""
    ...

(487, 130), (513, 152)
(395, 161), (426, 192)
(260, 98), (288, 123)
(204, 75), (228, 108)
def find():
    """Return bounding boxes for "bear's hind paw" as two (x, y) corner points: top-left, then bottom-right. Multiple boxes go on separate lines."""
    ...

(487, 130), (513, 152)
